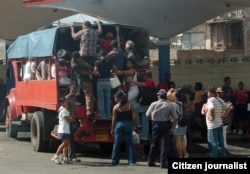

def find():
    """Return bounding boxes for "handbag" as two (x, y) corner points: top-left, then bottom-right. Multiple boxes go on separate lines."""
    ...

(121, 70), (136, 93)
(121, 83), (130, 93)
(110, 75), (121, 89)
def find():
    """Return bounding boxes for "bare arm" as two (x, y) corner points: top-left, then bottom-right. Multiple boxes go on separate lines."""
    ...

(170, 118), (178, 134)
(115, 25), (121, 48)
(81, 60), (93, 70)
(93, 66), (99, 76)
(64, 116), (76, 123)
(96, 19), (102, 33)
(112, 64), (118, 74)
(222, 105), (233, 119)
(131, 105), (136, 123)
(70, 23), (75, 38)
(111, 106), (117, 134)
(70, 23), (82, 40)
(116, 69), (134, 76)
(79, 70), (93, 76)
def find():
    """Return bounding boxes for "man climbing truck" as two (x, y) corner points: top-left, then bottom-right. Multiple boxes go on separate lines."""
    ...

(4, 23), (150, 152)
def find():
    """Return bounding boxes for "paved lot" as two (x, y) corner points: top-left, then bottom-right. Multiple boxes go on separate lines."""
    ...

(0, 122), (249, 174)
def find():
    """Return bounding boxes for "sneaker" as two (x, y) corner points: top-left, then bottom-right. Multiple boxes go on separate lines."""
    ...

(51, 155), (59, 161)
(111, 162), (119, 166)
(62, 158), (69, 164)
(54, 159), (62, 165)
(71, 158), (81, 163)
(129, 163), (136, 166)
(238, 129), (244, 135)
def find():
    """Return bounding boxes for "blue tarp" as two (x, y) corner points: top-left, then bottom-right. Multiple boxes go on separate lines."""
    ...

(7, 27), (58, 59)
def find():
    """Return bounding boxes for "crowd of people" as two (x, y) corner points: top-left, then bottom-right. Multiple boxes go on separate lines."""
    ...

(12, 19), (250, 167)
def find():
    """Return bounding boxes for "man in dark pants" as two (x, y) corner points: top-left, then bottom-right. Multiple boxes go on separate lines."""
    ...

(146, 89), (178, 169)
(71, 51), (95, 119)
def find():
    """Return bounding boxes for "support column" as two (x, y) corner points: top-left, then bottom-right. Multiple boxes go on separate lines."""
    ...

(157, 38), (170, 83)
(243, 19), (250, 57)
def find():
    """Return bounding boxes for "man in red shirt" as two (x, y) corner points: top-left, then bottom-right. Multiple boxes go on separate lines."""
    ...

(157, 73), (176, 91)
(100, 32), (114, 53)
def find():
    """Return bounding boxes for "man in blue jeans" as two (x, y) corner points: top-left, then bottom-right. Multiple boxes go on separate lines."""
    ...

(206, 86), (231, 158)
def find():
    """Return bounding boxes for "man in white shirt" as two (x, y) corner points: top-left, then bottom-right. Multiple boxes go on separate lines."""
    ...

(23, 58), (36, 81)
(206, 86), (230, 158)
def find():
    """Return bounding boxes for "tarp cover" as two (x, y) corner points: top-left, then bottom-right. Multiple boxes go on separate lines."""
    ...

(7, 27), (58, 59)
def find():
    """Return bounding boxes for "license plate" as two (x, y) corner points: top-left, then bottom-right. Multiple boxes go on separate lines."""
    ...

(96, 134), (109, 142)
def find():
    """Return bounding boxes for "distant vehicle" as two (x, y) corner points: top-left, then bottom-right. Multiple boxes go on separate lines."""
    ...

(4, 24), (150, 152)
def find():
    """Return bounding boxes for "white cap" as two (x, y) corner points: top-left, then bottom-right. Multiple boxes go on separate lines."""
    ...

(57, 49), (67, 59)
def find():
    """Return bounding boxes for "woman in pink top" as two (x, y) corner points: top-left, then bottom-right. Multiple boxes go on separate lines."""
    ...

(233, 81), (248, 134)
(58, 59), (71, 85)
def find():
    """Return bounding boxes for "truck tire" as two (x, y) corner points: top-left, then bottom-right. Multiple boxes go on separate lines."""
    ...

(31, 111), (48, 152)
(5, 106), (18, 138)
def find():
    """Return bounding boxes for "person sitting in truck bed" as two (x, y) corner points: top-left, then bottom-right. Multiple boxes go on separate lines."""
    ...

(58, 58), (71, 85)
(57, 49), (71, 84)
(23, 57), (36, 81)
(36, 59), (49, 80)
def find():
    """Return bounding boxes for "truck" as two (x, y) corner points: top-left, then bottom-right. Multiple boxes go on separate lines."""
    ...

(4, 23), (150, 152)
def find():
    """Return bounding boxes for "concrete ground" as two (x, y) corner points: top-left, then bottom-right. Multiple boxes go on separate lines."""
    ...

(0, 121), (249, 174)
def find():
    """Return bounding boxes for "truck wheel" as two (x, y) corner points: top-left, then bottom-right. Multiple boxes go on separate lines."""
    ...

(5, 106), (18, 138)
(31, 111), (48, 152)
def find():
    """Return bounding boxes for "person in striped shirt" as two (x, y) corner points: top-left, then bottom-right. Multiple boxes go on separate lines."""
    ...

(206, 86), (231, 158)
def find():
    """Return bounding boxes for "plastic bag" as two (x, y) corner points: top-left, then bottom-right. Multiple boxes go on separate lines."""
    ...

(132, 131), (140, 144)
(110, 75), (121, 89)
